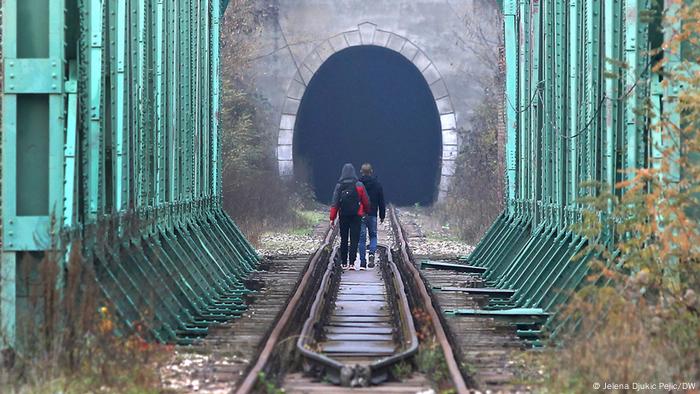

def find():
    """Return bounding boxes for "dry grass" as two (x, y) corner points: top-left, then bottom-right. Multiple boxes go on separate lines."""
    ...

(1, 238), (173, 393)
(222, 164), (321, 246)
(218, 0), (321, 245)
(536, 5), (700, 388)
(435, 98), (504, 244)
(532, 284), (699, 393)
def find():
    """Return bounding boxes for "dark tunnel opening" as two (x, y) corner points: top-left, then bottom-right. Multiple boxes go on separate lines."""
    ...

(293, 45), (442, 206)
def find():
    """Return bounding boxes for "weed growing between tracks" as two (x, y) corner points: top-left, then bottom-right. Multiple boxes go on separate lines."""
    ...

(390, 360), (413, 381)
(408, 308), (457, 393)
(255, 372), (285, 394)
(415, 340), (452, 392)
(386, 306), (456, 392)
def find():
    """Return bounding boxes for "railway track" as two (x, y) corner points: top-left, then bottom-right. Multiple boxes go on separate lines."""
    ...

(296, 244), (417, 386)
(161, 255), (311, 391)
(397, 210), (532, 392)
(168, 207), (534, 393)
(234, 206), (469, 393)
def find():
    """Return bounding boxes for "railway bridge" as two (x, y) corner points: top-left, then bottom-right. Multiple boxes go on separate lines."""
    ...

(0, 0), (686, 392)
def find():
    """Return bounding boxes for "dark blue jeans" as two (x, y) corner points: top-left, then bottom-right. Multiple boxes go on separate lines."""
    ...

(359, 216), (378, 264)
(339, 215), (362, 266)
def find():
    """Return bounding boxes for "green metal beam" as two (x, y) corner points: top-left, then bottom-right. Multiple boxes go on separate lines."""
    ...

(1, 0), (259, 348)
(465, 0), (668, 343)
(503, 0), (517, 213)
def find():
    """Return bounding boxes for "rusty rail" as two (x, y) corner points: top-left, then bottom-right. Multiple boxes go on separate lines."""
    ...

(388, 205), (469, 394)
(237, 207), (468, 392)
(296, 244), (418, 386)
(235, 226), (336, 394)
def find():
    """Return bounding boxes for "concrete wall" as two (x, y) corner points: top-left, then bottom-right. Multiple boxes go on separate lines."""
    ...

(241, 0), (501, 200)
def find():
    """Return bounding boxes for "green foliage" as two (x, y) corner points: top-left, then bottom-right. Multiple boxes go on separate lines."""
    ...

(255, 372), (285, 394)
(221, 88), (266, 174)
(390, 360), (413, 381)
(460, 361), (477, 378)
(287, 210), (325, 236)
(412, 308), (455, 390)
(415, 340), (450, 387)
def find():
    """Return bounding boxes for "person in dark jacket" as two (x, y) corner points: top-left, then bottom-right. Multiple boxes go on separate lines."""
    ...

(358, 163), (386, 269)
(330, 163), (371, 270)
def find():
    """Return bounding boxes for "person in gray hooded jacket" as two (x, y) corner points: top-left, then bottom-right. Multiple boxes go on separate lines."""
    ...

(329, 163), (371, 270)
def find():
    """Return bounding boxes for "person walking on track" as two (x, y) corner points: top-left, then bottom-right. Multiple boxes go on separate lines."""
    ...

(330, 163), (371, 270)
(357, 163), (386, 269)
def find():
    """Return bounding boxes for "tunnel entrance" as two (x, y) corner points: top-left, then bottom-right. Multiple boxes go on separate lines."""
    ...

(293, 45), (442, 206)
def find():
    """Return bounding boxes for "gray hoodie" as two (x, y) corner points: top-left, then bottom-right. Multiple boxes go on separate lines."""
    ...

(337, 163), (358, 183)
(330, 163), (371, 219)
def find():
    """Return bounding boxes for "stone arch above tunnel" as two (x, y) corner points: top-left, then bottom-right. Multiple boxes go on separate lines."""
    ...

(276, 22), (459, 201)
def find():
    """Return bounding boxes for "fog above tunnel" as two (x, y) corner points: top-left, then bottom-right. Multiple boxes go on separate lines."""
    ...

(293, 45), (442, 206)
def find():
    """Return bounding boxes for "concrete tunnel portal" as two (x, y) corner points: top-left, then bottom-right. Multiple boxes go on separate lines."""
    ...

(293, 45), (443, 206)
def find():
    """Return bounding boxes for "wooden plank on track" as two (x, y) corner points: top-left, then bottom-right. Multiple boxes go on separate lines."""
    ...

(325, 333), (394, 341)
(325, 326), (393, 334)
(326, 321), (393, 328)
(329, 315), (392, 323)
(322, 341), (396, 354)
(335, 294), (386, 301)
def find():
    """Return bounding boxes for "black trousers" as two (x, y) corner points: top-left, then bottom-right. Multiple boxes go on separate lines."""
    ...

(339, 215), (362, 265)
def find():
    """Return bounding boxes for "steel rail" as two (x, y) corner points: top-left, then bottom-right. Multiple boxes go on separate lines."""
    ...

(372, 243), (419, 370)
(296, 247), (347, 377)
(296, 244), (418, 386)
(235, 225), (336, 394)
(388, 205), (469, 394)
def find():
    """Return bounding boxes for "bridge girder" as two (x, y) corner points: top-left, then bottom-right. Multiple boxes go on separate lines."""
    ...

(1, 0), (258, 348)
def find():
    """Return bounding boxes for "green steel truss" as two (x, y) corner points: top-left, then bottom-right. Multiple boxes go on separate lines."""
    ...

(1, 0), (686, 348)
(464, 0), (680, 343)
(1, 0), (257, 347)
